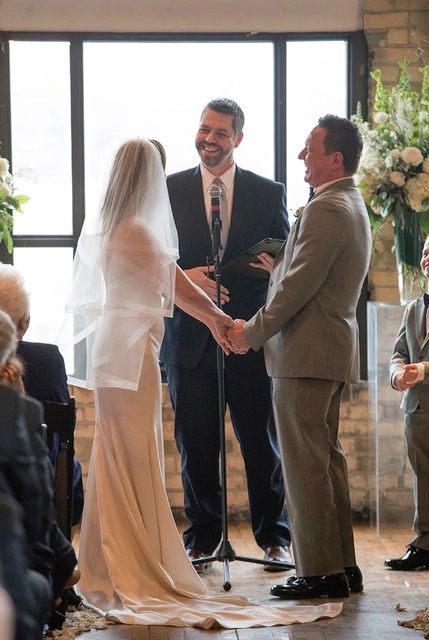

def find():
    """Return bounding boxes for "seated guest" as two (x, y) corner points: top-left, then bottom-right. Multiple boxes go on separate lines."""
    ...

(0, 310), (80, 625)
(0, 263), (84, 527)
(0, 492), (50, 640)
(0, 310), (52, 637)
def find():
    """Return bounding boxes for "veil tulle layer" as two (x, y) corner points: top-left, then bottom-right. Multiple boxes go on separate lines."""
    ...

(65, 139), (179, 390)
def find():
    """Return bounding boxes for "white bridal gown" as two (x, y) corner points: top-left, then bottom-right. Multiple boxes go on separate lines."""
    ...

(77, 220), (342, 628)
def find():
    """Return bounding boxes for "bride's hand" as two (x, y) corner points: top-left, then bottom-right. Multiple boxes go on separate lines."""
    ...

(210, 314), (234, 355)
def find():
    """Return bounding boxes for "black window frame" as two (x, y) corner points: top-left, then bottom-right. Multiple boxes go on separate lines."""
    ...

(0, 30), (368, 373)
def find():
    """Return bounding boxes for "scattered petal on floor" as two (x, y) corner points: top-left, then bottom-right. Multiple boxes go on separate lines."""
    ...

(44, 607), (116, 638)
(398, 608), (429, 637)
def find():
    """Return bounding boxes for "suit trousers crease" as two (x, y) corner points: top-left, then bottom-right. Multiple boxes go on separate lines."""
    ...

(272, 377), (356, 576)
(405, 410), (429, 550)
(165, 339), (289, 553)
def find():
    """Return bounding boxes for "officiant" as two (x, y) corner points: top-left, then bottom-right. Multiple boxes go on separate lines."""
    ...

(160, 97), (292, 571)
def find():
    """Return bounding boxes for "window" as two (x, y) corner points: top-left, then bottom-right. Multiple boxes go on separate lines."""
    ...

(285, 40), (348, 213)
(83, 41), (274, 219)
(0, 32), (366, 372)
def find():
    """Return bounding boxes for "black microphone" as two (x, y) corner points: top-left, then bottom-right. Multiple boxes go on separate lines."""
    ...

(209, 182), (223, 256)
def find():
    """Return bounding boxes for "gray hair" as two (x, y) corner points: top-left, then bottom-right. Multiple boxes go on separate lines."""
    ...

(0, 263), (30, 325)
(0, 309), (17, 365)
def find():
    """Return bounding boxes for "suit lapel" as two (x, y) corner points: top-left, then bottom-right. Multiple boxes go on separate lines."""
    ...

(416, 297), (429, 350)
(222, 168), (255, 263)
(272, 179), (352, 277)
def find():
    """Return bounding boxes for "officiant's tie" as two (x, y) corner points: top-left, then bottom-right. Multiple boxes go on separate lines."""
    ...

(210, 177), (229, 259)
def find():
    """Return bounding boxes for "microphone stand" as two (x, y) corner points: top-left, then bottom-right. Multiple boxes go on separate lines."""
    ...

(189, 184), (294, 591)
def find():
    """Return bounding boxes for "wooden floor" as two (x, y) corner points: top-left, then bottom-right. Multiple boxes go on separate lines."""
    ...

(72, 521), (428, 640)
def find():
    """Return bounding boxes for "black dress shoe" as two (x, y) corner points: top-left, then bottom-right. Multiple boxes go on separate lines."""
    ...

(263, 545), (294, 572)
(67, 587), (83, 609)
(385, 545), (429, 571)
(186, 548), (212, 574)
(270, 573), (350, 599)
(345, 565), (363, 593)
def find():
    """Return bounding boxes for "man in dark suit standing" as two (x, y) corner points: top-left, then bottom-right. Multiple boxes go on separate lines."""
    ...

(160, 98), (291, 571)
(228, 115), (371, 598)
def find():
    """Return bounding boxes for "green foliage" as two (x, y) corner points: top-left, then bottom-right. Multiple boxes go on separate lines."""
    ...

(0, 155), (30, 253)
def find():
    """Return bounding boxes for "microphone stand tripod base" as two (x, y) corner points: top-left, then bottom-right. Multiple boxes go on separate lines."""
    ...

(190, 542), (294, 591)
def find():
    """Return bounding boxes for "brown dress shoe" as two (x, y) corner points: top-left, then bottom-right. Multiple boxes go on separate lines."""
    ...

(263, 545), (293, 572)
(186, 548), (212, 574)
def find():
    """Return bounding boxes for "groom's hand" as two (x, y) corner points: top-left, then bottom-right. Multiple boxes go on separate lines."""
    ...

(227, 319), (250, 354)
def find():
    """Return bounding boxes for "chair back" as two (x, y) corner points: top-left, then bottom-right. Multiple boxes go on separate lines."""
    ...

(42, 397), (76, 540)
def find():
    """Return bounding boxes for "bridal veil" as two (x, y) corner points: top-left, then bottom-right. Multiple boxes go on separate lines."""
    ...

(65, 138), (179, 390)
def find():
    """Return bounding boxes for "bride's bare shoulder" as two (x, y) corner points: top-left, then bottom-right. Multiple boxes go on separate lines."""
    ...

(112, 218), (157, 247)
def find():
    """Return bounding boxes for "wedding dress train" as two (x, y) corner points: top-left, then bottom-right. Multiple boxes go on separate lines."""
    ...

(78, 321), (342, 628)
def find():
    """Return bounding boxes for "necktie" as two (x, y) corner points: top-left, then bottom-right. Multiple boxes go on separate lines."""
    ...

(423, 293), (429, 334)
(307, 187), (315, 203)
(210, 178), (229, 258)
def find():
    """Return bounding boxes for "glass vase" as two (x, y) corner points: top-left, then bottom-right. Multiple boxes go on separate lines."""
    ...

(393, 210), (425, 305)
(396, 262), (425, 305)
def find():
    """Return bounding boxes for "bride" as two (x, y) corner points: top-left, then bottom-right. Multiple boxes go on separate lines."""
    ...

(67, 138), (342, 628)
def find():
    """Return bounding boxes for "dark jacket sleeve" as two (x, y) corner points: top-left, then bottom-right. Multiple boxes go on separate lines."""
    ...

(18, 342), (70, 404)
(0, 385), (53, 576)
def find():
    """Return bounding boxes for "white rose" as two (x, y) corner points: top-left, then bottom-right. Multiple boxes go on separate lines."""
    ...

(0, 158), (9, 175)
(370, 203), (382, 215)
(423, 157), (429, 174)
(374, 111), (389, 124)
(0, 184), (11, 198)
(405, 173), (429, 212)
(390, 171), (406, 187)
(401, 147), (424, 166)
(386, 150), (401, 169)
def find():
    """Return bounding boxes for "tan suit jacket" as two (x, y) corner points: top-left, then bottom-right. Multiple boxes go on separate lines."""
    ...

(245, 177), (371, 381)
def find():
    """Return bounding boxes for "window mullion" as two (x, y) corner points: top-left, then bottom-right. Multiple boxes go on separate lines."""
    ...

(70, 39), (85, 251)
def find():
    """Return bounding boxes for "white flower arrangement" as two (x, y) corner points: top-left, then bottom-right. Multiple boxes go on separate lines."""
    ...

(352, 61), (429, 295)
(353, 61), (429, 232)
(0, 153), (29, 253)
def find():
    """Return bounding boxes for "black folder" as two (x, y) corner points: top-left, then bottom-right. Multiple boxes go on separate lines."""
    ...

(221, 237), (284, 279)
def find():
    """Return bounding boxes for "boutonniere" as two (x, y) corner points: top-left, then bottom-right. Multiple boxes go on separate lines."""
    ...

(294, 206), (305, 218)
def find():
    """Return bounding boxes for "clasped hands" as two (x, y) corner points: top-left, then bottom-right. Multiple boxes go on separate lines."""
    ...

(226, 319), (250, 354)
(213, 317), (250, 355)
(395, 363), (420, 391)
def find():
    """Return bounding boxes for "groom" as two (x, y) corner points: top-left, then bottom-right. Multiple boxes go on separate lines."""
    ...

(228, 115), (371, 598)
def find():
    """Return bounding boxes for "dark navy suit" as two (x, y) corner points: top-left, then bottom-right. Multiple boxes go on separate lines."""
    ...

(160, 165), (291, 552)
(17, 341), (84, 526)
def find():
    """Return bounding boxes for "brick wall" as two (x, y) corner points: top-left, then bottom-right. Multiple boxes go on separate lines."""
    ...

(71, 379), (372, 520)
(73, 2), (429, 522)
